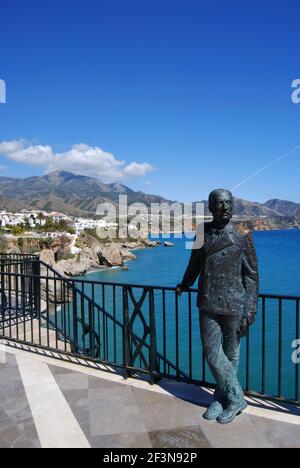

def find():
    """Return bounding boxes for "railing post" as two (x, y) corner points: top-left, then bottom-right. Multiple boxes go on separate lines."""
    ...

(149, 288), (160, 384)
(32, 260), (41, 318)
(122, 286), (132, 379)
(72, 288), (79, 355)
(0, 258), (6, 322)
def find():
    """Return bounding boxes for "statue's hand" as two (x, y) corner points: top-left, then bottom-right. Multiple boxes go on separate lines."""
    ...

(247, 313), (256, 327)
(239, 314), (256, 337)
(239, 317), (248, 337)
(176, 284), (189, 296)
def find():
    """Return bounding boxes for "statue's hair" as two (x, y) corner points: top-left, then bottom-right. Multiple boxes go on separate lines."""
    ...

(208, 189), (233, 207)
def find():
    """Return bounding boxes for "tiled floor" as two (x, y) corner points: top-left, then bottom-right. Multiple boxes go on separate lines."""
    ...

(1, 343), (300, 448)
(0, 353), (41, 448)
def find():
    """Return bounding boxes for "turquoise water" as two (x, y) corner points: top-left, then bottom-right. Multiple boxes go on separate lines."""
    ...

(73, 230), (300, 400)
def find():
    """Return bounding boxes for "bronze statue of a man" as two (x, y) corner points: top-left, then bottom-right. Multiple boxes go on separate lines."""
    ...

(177, 189), (258, 424)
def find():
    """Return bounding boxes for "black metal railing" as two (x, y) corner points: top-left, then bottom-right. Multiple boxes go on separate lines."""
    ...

(0, 254), (299, 403)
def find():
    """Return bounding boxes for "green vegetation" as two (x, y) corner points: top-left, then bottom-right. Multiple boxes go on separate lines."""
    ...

(60, 252), (76, 261)
(41, 237), (54, 248)
(42, 218), (75, 234)
(84, 228), (135, 243)
(0, 225), (26, 236)
(0, 218), (75, 236)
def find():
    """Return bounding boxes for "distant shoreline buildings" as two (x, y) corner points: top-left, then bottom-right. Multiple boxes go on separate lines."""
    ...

(0, 208), (118, 236)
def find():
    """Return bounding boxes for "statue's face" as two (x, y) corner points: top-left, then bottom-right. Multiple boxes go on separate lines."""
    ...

(210, 191), (233, 225)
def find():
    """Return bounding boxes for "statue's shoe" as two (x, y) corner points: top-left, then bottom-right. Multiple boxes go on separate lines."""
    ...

(217, 400), (248, 425)
(203, 401), (224, 421)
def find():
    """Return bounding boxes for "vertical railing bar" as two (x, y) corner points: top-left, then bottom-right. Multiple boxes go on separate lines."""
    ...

(81, 283), (86, 355)
(0, 259), (4, 338)
(91, 282), (97, 358)
(102, 284), (106, 360)
(188, 291), (192, 382)
(162, 289), (167, 377)
(31, 272), (35, 343)
(8, 273), (12, 339)
(0, 260), (6, 337)
(296, 299), (299, 402)
(149, 287), (158, 384)
(113, 285), (117, 363)
(62, 280), (67, 352)
(46, 277), (50, 348)
(72, 288), (78, 355)
(54, 278), (58, 350)
(32, 260), (41, 345)
(28, 268), (33, 344)
(104, 285), (108, 360)
(262, 297), (266, 396)
(278, 298), (283, 398)
(175, 290), (179, 380)
(21, 264), (26, 342)
(122, 286), (130, 378)
(97, 285), (101, 361)
(88, 300), (94, 358)
(68, 283), (71, 340)
(15, 270), (19, 341)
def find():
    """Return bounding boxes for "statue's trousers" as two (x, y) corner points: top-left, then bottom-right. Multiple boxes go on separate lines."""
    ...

(200, 311), (245, 404)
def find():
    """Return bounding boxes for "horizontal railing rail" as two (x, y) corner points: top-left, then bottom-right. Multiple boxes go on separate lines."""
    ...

(0, 254), (299, 403)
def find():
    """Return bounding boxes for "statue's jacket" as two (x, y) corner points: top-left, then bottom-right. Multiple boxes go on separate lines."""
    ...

(181, 222), (259, 318)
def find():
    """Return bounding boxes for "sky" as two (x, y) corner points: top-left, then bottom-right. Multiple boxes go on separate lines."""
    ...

(0, 0), (300, 203)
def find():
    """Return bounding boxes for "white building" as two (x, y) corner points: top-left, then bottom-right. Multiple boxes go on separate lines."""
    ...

(0, 210), (47, 228)
(50, 212), (72, 223)
(74, 218), (109, 235)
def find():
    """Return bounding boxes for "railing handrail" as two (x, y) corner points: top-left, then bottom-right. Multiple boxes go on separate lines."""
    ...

(1, 258), (299, 301)
(2, 268), (300, 303)
(1, 253), (299, 300)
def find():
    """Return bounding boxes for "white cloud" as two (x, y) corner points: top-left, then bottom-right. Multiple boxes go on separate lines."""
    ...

(123, 162), (153, 177)
(0, 140), (154, 182)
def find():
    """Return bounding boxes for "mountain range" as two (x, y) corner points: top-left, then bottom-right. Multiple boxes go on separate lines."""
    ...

(0, 170), (299, 219)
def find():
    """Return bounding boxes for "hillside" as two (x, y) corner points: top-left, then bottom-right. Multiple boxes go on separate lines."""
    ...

(0, 170), (298, 219)
(263, 199), (300, 218)
(0, 170), (173, 216)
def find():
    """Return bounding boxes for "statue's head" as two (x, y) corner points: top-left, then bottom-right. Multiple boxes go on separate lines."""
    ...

(208, 189), (233, 226)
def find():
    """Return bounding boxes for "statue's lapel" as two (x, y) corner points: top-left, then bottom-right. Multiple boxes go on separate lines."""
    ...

(205, 229), (235, 258)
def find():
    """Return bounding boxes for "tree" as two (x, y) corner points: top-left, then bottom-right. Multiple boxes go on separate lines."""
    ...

(37, 212), (45, 226)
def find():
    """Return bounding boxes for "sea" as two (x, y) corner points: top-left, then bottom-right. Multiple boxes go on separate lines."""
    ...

(85, 229), (300, 296)
(77, 229), (300, 400)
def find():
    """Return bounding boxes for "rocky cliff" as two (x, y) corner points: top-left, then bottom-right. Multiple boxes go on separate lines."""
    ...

(41, 237), (158, 276)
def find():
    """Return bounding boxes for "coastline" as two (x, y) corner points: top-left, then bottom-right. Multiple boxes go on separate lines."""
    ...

(46, 238), (161, 277)
(82, 243), (160, 276)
